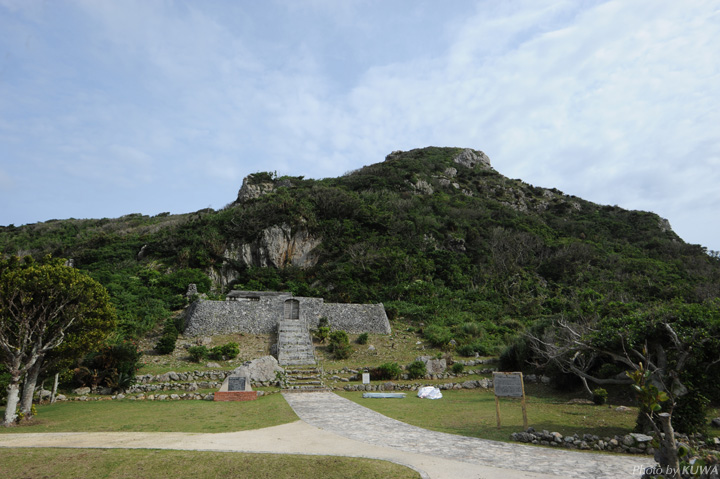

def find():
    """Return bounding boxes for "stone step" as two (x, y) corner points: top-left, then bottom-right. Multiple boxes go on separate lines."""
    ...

(285, 371), (321, 376)
(282, 385), (331, 393)
(281, 359), (317, 366)
(288, 381), (323, 387)
(276, 320), (316, 367)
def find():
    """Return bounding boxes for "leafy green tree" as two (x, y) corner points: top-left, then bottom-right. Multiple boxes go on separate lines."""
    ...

(627, 361), (680, 479)
(0, 256), (115, 426)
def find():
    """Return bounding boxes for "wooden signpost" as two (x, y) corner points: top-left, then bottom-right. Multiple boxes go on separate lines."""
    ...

(492, 372), (528, 429)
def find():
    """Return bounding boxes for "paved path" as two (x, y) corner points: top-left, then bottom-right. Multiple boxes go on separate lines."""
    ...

(0, 392), (651, 479)
(282, 391), (649, 479)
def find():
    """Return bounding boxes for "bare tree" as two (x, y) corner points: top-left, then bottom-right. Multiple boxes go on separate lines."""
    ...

(527, 315), (709, 479)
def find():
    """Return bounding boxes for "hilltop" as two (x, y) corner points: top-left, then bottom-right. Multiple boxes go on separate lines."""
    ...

(1, 146), (719, 356)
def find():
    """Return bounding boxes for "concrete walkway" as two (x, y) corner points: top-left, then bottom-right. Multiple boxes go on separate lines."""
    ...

(282, 392), (649, 479)
(0, 391), (651, 479)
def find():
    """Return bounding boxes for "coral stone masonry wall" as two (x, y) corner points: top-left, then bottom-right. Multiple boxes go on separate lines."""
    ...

(317, 303), (390, 333)
(182, 291), (390, 336)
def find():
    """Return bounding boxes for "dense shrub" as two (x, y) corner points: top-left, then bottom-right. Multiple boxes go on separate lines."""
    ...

(373, 362), (402, 380)
(315, 326), (330, 343)
(592, 387), (608, 405)
(456, 340), (490, 357)
(422, 324), (454, 349)
(74, 341), (142, 391)
(356, 332), (369, 345)
(205, 342), (241, 361)
(221, 342), (240, 359)
(328, 330), (352, 359)
(451, 362), (464, 374)
(673, 391), (710, 434)
(155, 334), (177, 355)
(188, 345), (209, 362)
(407, 360), (427, 379)
(154, 318), (179, 355)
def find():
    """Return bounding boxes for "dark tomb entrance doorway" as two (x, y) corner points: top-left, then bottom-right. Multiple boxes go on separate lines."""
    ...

(284, 299), (300, 320)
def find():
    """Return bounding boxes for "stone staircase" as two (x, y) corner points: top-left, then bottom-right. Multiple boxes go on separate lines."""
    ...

(282, 365), (329, 392)
(276, 319), (316, 367)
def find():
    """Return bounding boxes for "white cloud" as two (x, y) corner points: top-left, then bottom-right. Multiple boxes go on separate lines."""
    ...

(1, 0), (719, 249)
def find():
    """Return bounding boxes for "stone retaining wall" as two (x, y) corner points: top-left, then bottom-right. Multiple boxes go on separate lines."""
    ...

(183, 296), (390, 336)
(341, 378), (492, 392)
(318, 303), (391, 333)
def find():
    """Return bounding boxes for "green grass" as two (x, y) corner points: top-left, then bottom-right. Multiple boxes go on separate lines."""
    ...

(339, 387), (638, 443)
(0, 448), (421, 479)
(0, 393), (297, 433)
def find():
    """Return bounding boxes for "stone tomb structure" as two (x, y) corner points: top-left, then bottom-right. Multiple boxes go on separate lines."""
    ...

(183, 290), (391, 367)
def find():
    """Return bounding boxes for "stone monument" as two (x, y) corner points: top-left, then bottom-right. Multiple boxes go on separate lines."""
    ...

(214, 371), (257, 401)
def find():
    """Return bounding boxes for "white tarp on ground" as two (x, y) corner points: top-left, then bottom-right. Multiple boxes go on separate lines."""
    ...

(417, 386), (442, 399)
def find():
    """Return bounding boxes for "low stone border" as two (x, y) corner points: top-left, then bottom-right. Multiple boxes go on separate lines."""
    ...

(511, 428), (719, 457)
(341, 379), (492, 392)
(53, 390), (280, 402)
(512, 428), (655, 455)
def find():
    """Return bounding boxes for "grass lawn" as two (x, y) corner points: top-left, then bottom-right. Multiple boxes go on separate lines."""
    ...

(339, 386), (638, 443)
(0, 393), (297, 433)
(0, 448), (421, 479)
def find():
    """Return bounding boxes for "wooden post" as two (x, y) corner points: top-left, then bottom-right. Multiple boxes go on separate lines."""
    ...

(520, 372), (528, 430)
(493, 372), (528, 431)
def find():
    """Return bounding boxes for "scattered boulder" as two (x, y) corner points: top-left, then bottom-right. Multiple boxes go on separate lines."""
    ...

(416, 356), (446, 375)
(711, 417), (720, 428)
(232, 355), (283, 382)
(37, 389), (52, 399)
(630, 433), (653, 443)
(73, 387), (91, 395)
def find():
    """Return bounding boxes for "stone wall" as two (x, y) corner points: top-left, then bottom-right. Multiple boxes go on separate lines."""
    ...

(317, 303), (391, 334)
(183, 297), (281, 336)
(183, 295), (390, 337)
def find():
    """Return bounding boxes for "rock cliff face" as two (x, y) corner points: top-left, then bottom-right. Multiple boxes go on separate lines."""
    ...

(236, 174), (275, 202)
(239, 224), (321, 269)
(208, 223), (321, 288)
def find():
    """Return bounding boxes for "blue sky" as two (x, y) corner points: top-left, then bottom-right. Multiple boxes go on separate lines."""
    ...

(1, 0), (719, 252)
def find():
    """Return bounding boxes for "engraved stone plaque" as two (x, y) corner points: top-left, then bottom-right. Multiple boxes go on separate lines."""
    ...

(228, 376), (247, 392)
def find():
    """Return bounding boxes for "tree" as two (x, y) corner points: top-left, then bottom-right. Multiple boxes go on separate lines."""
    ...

(627, 359), (681, 479)
(0, 256), (115, 426)
(525, 301), (720, 433)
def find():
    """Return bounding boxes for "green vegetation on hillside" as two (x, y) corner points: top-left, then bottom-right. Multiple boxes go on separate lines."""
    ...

(2, 147), (719, 429)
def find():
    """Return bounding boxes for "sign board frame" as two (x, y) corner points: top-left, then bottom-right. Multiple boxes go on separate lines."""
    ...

(492, 372), (527, 429)
(228, 376), (247, 392)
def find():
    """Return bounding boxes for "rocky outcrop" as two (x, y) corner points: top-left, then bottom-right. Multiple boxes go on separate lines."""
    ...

(453, 148), (492, 169)
(236, 174), (275, 202)
(209, 223), (322, 288)
(411, 179), (434, 195)
(245, 224), (321, 269)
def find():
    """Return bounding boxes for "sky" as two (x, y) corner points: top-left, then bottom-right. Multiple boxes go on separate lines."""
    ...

(1, 0), (719, 252)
